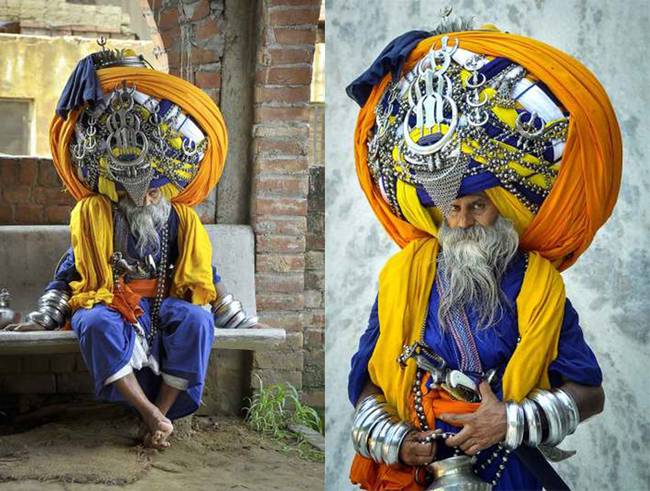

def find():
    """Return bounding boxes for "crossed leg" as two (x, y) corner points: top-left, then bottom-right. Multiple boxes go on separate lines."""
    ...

(113, 373), (176, 449)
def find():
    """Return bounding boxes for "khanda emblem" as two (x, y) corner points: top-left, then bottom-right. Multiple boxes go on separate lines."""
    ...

(105, 82), (153, 204)
(403, 36), (460, 168)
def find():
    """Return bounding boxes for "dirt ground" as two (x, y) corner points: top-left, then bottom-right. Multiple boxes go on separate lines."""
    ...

(0, 405), (324, 490)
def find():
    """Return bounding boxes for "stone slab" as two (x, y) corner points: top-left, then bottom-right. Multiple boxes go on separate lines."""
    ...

(0, 224), (257, 318)
(0, 328), (286, 355)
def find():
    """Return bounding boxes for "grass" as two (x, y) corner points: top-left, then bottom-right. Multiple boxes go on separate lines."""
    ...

(243, 378), (324, 462)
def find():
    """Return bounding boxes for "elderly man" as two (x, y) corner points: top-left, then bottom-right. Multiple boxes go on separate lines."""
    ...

(345, 21), (621, 491)
(4, 44), (256, 449)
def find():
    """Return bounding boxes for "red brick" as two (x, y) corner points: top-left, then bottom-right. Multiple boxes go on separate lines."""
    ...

(165, 46), (181, 67)
(32, 187), (74, 206)
(254, 216), (307, 235)
(14, 204), (44, 224)
(304, 310), (325, 328)
(256, 311), (304, 330)
(189, 0), (211, 21)
(17, 161), (37, 185)
(273, 27), (316, 45)
(256, 197), (307, 215)
(156, 7), (180, 32)
(256, 235), (305, 254)
(255, 105), (310, 123)
(189, 46), (222, 64)
(255, 138), (307, 157)
(0, 158), (18, 183)
(267, 47), (313, 65)
(256, 292), (304, 311)
(256, 272), (304, 294)
(3, 185), (32, 204)
(257, 66), (311, 85)
(304, 327), (324, 348)
(269, 0), (321, 7)
(45, 205), (72, 224)
(256, 85), (310, 103)
(256, 253), (305, 273)
(256, 157), (309, 173)
(0, 205), (13, 224)
(195, 70), (222, 89)
(194, 17), (222, 39)
(37, 164), (63, 187)
(269, 7), (319, 26)
(202, 88), (221, 103)
(257, 176), (308, 197)
(160, 27), (181, 48)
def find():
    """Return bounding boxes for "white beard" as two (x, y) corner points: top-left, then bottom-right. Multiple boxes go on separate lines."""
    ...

(117, 195), (171, 258)
(437, 216), (519, 330)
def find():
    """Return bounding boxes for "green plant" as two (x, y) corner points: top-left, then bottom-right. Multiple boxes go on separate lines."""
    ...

(244, 377), (324, 461)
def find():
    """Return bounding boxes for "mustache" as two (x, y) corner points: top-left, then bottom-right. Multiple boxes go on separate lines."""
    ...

(117, 195), (171, 257)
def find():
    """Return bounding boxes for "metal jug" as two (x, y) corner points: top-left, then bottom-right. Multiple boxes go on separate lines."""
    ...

(0, 288), (18, 329)
(426, 456), (492, 491)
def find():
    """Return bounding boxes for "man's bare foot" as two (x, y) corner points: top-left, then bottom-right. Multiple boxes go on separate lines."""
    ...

(142, 409), (173, 449)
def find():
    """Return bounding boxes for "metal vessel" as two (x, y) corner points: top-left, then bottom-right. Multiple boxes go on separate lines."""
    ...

(426, 456), (492, 491)
(0, 288), (18, 329)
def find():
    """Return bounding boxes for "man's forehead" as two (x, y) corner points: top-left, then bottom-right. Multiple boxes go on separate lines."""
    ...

(451, 193), (488, 204)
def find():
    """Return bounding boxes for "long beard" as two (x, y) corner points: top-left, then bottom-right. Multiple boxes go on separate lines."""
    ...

(437, 216), (519, 330)
(117, 195), (171, 258)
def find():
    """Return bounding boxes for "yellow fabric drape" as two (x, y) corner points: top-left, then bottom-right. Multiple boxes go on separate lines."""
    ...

(49, 67), (228, 207)
(68, 195), (114, 310)
(68, 195), (216, 312)
(170, 203), (217, 305)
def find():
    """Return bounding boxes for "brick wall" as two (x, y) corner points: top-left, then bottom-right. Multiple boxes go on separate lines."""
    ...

(249, 0), (321, 403)
(0, 157), (74, 225)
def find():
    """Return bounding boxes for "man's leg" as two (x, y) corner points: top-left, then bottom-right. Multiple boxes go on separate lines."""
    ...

(112, 372), (173, 449)
(155, 382), (182, 416)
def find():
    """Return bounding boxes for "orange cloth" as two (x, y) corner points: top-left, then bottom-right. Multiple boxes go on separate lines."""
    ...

(49, 67), (228, 207)
(355, 31), (622, 271)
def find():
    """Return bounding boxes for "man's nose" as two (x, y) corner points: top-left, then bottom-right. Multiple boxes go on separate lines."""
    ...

(457, 209), (474, 228)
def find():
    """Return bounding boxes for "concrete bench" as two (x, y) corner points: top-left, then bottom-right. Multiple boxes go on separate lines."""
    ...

(0, 225), (285, 354)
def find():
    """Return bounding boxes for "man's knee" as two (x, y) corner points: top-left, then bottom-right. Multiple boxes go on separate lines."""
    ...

(71, 304), (123, 338)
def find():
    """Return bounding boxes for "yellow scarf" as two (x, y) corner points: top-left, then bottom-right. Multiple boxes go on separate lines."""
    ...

(367, 182), (565, 419)
(68, 195), (216, 312)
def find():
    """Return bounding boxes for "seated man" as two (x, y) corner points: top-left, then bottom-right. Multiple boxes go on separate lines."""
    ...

(344, 20), (620, 491)
(5, 44), (256, 449)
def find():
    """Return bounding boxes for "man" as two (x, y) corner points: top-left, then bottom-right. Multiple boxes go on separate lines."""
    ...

(345, 21), (621, 491)
(4, 44), (257, 449)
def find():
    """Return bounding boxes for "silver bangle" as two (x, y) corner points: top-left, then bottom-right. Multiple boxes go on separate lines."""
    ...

(350, 395), (411, 464)
(382, 422), (411, 466)
(553, 388), (580, 435)
(503, 401), (524, 450)
(522, 398), (542, 447)
(212, 293), (258, 329)
(29, 289), (70, 330)
(26, 311), (57, 330)
(530, 389), (564, 446)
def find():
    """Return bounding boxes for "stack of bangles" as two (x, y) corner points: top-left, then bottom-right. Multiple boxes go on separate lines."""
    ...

(351, 394), (413, 466)
(211, 293), (259, 329)
(504, 388), (580, 450)
(25, 289), (71, 330)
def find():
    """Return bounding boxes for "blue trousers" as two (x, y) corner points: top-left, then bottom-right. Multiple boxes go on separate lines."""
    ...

(72, 297), (214, 420)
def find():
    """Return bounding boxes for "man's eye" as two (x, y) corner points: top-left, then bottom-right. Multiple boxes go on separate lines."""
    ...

(473, 202), (485, 210)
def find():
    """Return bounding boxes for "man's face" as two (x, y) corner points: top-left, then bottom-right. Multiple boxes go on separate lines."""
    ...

(445, 193), (499, 229)
(117, 188), (162, 207)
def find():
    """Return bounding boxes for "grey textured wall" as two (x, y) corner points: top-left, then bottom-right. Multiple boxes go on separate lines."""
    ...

(325, 0), (650, 489)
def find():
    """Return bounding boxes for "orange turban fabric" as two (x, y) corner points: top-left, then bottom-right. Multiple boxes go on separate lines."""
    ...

(354, 30), (622, 271)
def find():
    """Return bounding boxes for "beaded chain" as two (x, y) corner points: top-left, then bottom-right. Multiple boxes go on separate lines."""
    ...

(412, 366), (512, 487)
(148, 220), (170, 345)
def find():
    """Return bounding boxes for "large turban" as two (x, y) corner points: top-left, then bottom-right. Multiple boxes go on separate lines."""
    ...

(348, 28), (622, 271)
(50, 54), (228, 207)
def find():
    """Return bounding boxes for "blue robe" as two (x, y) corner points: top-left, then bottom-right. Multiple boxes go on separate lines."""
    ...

(348, 252), (602, 490)
(47, 207), (220, 420)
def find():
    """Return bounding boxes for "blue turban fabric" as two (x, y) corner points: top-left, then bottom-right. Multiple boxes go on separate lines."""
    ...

(55, 55), (104, 119)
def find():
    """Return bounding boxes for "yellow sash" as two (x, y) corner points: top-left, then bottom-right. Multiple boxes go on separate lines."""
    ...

(68, 194), (216, 311)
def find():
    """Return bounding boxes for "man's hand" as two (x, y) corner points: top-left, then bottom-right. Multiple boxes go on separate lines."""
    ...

(2, 322), (45, 332)
(438, 382), (506, 455)
(399, 430), (438, 466)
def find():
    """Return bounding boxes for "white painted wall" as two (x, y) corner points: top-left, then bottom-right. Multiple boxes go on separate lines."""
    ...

(325, 0), (650, 489)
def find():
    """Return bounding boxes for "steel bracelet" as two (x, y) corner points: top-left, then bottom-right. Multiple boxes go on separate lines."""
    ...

(530, 389), (564, 446)
(503, 401), (524, 450)
(553, 388), (580, 435)
(522, 398), (542, 447)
